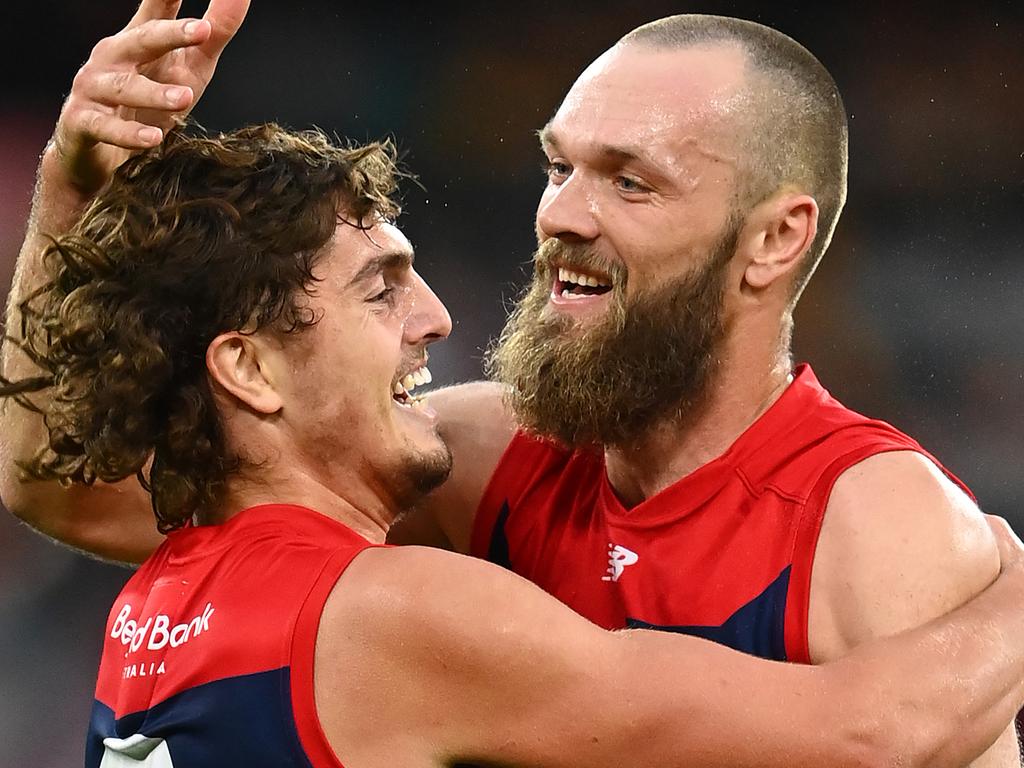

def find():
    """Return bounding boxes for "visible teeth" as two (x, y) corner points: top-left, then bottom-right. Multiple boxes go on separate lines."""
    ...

(557, 266), (611, 287)
(397, 366), (433, 397)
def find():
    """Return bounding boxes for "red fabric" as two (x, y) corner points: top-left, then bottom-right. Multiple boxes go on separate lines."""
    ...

(473, 364), (971, 662)
(93, 503), (375, 766)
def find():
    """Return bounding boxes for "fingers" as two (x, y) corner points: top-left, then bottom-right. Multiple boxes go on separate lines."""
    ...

(199, 0), (250, 57)
(61, 108), (164, 152)
(84, 70), (194, 113)
(126, 0), (183, 29)
(96, 18), (211, 66)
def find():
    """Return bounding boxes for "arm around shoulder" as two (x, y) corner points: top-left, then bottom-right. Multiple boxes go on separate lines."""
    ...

(316, 542), (1024, 768)
(810, 450), (1019, 766)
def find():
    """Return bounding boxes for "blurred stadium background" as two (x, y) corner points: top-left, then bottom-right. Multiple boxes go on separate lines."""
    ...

(1, 1), (1021, 762)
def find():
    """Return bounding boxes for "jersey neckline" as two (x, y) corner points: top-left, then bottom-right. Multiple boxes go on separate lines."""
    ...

(596, 363), (826, 528)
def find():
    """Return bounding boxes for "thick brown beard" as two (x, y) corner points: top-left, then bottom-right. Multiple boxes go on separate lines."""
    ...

(487, 230), (736, 448)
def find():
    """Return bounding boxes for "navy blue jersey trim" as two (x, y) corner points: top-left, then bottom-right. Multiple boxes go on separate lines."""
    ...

(86, 667), (314, 768)
(486, 501), (513, 570)
(626, 565), (791, 661)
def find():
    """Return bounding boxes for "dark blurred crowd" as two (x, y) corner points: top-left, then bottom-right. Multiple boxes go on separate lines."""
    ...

(1, 2), (1021, 763)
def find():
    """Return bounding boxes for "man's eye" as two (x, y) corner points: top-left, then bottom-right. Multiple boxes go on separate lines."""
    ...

(370, 286), (395, 303)
(616, 175), (649, 193)
(543, 161), (571, 182)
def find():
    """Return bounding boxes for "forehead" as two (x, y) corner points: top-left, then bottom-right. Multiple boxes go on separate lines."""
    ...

(322, 219), (414, 285)
(547, 42), (749, 155)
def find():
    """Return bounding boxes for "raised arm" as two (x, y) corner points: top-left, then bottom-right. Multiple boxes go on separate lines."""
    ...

(0, 0), (248, 562)
(324, 517), (1024, 768)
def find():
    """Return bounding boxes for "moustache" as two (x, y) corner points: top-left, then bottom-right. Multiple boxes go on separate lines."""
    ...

(533, 239), (627, 288)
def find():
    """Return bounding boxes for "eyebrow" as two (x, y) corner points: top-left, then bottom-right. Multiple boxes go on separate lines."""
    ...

(348, 250), (414, 288)
(537, 122), (558, 149)
(538, 123), (657, 169)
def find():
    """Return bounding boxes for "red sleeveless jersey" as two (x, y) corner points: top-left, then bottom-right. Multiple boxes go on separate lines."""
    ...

(86, 503), (374, 768)
(471, 364), (972, 663)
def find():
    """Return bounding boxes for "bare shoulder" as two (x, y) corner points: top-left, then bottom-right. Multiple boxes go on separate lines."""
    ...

(327, 542), (555, 638)
(314, 544), (605, 765)
(810, 449), (999, 661)
(389, 381), (515, 552)
(318, 543), (604, 702)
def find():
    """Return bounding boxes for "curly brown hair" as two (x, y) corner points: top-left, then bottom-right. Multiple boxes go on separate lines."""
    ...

(2, 123), (403, 533)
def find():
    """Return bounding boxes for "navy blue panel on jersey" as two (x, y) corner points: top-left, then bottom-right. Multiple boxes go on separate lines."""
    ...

(86, 668), (313, 768)
(487, 501), (513, 570)
(626, 566), (791, 661)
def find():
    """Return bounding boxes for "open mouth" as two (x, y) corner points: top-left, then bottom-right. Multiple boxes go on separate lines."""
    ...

(392, 365), (433, 407)
(553, 266), (613, 299)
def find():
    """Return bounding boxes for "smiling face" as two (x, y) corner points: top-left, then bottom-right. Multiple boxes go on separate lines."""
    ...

(536, 41), (747, 317)
(261, 218), (454, 510)
(489, 42), (750, 446)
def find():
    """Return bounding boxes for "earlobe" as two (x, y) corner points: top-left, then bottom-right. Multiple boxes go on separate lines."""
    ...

(206, 333), (283, 415)
(743, 194), (819, 290)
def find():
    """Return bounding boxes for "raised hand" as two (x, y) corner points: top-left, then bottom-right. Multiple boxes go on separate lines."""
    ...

(52, 0), (250, 194)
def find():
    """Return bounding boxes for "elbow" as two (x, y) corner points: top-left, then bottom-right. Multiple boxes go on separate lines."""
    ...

(837, 716), (932, 768)
(834, 678), (958, 768)
(1, 448), (65, 540)
(0, 454), (28, 521)
(0, 465), (49, 532)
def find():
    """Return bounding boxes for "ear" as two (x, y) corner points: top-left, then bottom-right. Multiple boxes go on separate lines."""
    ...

(206, 332), (283, 415)
(738, 192), (818, 291)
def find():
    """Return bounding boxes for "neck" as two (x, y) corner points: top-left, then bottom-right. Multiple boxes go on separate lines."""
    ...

(208, 463), (397, 544)
(604, 315), (792, 508)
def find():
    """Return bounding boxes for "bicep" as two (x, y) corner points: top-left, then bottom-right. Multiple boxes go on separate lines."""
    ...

(4, 474), (162, 564)
(969, 727), (1022, 768)
(810, 451), (1014, 765)
(0, 357), (161, 564)
(811, 451), (998, 659)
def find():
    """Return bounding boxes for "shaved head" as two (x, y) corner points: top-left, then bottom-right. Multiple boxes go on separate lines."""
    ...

(619, 15), (848, 302)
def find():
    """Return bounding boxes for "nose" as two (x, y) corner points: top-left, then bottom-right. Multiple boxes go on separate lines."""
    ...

(404, 270), (452, 346)
(535, 174), (600, 243)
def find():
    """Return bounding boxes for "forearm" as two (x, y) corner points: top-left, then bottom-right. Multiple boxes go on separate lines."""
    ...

(2, 144), (91, 386)
(0, 147), (161, 563)
(604, 630), (886, 768)
(1, 147), (88, 505)
(3, 6), (244, 562)
(598, 567), (1024, 768)
(6, 145), (92, 322)
(830, 563), (1024, 768)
